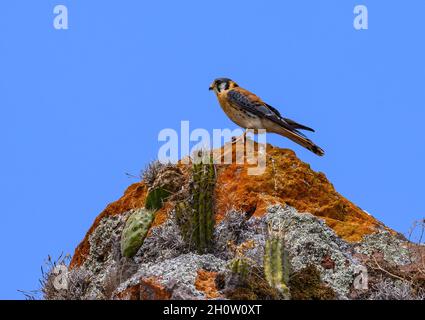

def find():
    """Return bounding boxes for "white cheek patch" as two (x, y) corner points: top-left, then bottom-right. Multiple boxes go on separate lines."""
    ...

(219, 82), (227, 92)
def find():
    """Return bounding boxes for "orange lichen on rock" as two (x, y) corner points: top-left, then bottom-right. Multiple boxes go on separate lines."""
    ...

(151, 201), (174, 229)
(70, 182), (148, 268)
(115, 277), (171, 300)
(195, 269), (221, 299)
(214, 141), (383, 242)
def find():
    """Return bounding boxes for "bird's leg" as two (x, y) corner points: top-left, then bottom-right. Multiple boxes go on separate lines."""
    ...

(231, 130), (248, 144)
(223, 130), (250, 164)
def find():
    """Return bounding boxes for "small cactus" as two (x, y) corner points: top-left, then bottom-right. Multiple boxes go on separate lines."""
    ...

(145, 187), (170, 212)
(176, 153), (216, 253)
(120, 208), (155, 258)
(120, 164), (174, 259)
(229, 258), (250, 280)
(264, 236), (291, 296)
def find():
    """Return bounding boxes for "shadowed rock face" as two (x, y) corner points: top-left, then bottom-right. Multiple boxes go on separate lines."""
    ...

(64, 142), (424, 300)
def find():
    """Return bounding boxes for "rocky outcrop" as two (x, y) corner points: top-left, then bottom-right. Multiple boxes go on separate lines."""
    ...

(58, 141), (424, 300)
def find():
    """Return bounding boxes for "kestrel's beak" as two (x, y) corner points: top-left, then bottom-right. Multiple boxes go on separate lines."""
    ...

(209, 86), (213, 91)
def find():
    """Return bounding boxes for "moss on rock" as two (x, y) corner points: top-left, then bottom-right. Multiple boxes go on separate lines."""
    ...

(289, 265), (336, 300)
(225, 268), (283, 300)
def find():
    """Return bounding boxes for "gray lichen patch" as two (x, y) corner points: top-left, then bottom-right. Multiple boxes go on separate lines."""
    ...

(354, 231), (411, 266)
(214, 205), (364, 299)
(135, 210), (187, 264)
(62, 202), (422, 300)
(80, 211), (131, 299)
(265, 205), (361, 298)
(116, 253), (226, 299)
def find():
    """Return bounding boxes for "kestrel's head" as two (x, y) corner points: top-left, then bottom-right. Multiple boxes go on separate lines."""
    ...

(209, 78), (239, 94)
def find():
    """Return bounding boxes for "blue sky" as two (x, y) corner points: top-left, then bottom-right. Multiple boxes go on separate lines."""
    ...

(1, 1), (424, 299)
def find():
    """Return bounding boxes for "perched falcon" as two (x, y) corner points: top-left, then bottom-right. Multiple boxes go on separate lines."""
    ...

(209, 78), (324, 156)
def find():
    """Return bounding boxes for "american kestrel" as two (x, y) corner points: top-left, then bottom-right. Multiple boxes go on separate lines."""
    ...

(209, 78), (324, 156)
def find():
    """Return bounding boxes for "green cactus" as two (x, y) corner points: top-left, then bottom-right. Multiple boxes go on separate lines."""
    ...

(145, 187), (170, 212)
(175, 201), (190, 239)
(119, 166), (173, 259)
(264, 236), (291, 296)
(120, 208), (155, 258)
(176, 154), (216, 253)
(229, 258), (250, 280)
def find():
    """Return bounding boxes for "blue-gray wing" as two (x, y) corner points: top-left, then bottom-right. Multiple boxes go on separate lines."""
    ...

(227, 89), (308, 136)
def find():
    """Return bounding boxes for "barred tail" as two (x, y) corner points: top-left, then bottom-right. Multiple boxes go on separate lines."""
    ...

(276, 127), (325, 156)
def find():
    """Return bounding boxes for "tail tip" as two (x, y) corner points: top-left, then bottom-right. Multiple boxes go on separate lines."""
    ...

(310, 145), (325, 156)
